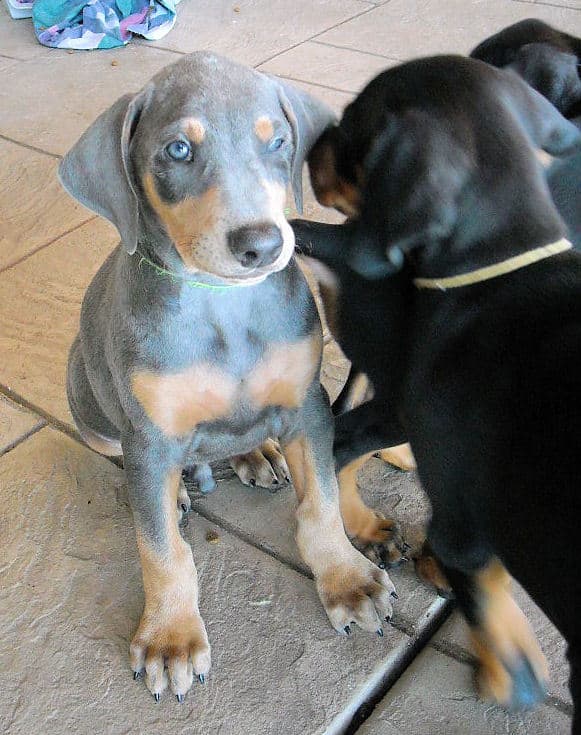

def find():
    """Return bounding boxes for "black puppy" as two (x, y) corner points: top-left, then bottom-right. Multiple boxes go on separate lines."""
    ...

(471, 19), (581, 248)
(292, 55), (581, 725)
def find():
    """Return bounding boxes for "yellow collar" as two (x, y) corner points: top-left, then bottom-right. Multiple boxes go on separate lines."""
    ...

(413, 238), (573, 291)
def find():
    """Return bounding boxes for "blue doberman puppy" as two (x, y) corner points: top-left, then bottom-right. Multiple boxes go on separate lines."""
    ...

(59, 52), (398, 702)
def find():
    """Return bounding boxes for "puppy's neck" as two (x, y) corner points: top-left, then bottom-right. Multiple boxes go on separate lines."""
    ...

(412, 184), (567, 283)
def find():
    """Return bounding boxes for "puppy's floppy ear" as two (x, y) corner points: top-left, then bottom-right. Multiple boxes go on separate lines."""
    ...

(361, 111), (473, 256)
(275, 80), (336, 214)
(498, 67), (581, 155)
(58, 89), (150, 254)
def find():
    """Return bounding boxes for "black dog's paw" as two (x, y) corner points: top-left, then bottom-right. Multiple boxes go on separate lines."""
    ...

(350, 513), (410, 570)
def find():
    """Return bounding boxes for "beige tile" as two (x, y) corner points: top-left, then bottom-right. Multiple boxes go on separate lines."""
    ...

(0, 395), (43, 453)
(0, 44), (181, 156)
(536, 0), (581, 8)
(358, 647), (571, 734)
(261, 41), (397, 93)
(434, 581), (572, 704)
(187, 460), (440, 633)
(0, 139), (92, 270)
(144, 0), (368, 64)
(0, 427), (410, 733)
(0, 56), (19, 72)
(0, 218), (118, 426)
(0, 3), (49, 60)
(317, 0), (581, 60)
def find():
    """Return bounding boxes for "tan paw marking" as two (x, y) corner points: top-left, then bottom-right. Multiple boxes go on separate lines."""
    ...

(230, 438), (290, 491)
(317, 552), (397, 634)
(130, 606), (211, 700)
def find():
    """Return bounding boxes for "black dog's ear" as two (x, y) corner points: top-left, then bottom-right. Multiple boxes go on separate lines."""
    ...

(497, 67), (581, 155)
(275, 80), (337, 214)
(360, 111), (473, 257)
(59, 88), (150, 254)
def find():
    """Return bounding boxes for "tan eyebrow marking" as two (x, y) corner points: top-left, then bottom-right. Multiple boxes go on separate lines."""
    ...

(254, 116), (274, 143)
(184, 118), (206, 144)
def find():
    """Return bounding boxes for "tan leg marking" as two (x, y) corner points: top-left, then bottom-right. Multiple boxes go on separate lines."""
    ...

(339, 452), (406, 567)
(470, 560), (548, 707)
(376, 443), (416, 471)
(284, 435), (397, 633)
(130, 469), (211, 698)
(131, 364), (236, 437)
(414, 541), (452, 597)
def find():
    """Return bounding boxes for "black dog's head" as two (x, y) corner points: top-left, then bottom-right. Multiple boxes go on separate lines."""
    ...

(306, 55), (580, 280)
(471, 19), (581, 120)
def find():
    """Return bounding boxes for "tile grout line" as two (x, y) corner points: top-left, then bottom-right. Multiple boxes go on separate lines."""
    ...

(0, 215), (97, 274)
(0, 420), (47, 458)
(327, 597), (453, 735)
(254, 2), (380, 68)
(271, 73), (356, 96)
(0, 133), (62, 160)
(310, 38), (403, 62)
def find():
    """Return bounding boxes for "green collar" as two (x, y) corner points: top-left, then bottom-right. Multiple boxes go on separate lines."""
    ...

(136, 251), (239, 292)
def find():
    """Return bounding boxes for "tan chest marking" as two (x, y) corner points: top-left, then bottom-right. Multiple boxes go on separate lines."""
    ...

(143, 173), (220, 265)
(247, 334), (321, 409)
(132, 364), (236, 437)
(132, 335), (321, 437)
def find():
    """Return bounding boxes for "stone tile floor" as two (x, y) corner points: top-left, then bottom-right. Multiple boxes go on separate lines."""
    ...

(0, 1), (578, 733)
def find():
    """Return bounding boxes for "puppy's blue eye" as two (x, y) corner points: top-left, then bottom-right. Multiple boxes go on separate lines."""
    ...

(267, 136), (285, 153)
(166, 140), (192, 161)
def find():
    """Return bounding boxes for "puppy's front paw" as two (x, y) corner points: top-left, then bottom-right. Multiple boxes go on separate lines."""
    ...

(130, 605), (211, 702)
(316, 552), (397, 635)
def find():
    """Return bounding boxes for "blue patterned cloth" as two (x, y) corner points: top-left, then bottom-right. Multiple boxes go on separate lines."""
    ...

(33, 0), (178, 49)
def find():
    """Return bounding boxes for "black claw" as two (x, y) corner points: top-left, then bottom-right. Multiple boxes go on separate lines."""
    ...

(181, 503), (188, 513)
(401, 556), (410, 563)
(378, 561), (386, 570)
(272, 478), (279, 485)
(154, 693), (161, 702)
(391, 591), (399, 600)
(198, 674), (205, 684)
(133, 671), (141, 680)
(249, 478), (256, 487)
(176, 694), (185, 703)
(401, 542), (412, 553)
(344, 625), (351, 636)
(285, 476), (291, 483)
(373, 452), (380, 458)
(385, 615), (391, 623)
(377, 628), (384, 637)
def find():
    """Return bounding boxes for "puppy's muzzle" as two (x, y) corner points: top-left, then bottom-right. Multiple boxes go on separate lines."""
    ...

(227, 223), (284, 269)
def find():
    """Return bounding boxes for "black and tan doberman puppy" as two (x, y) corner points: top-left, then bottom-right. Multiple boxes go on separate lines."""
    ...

(59, 52), (397, 702)
(471, 18), (581, 249)
(292, 56), (581, 724)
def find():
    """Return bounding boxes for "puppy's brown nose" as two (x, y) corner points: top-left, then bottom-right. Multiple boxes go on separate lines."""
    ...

(227, 223), (283, 269)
